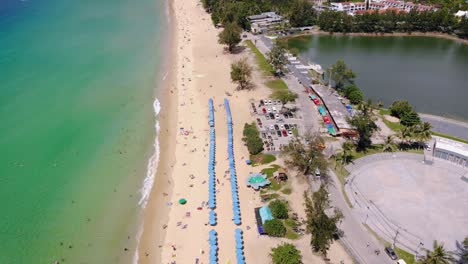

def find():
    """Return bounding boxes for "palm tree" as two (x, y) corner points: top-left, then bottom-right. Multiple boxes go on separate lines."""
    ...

(419, 240), (454, 264)
(382, 135), (396, 152)
(398, 126), (413, 145)
(414, 122), (432, 143)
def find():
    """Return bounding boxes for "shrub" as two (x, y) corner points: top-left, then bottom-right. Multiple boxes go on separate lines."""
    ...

(242, 122), (264, 155)
(264, 219), (286, 237)
(270, 243), (302, 264)
(269, 200), (289, 219)
(344, 85), (364, 104)
(389, 100), (413, 118)
(400, 111), (421, 127)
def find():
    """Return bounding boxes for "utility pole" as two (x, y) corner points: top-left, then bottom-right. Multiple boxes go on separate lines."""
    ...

(393, 227), (400, 248)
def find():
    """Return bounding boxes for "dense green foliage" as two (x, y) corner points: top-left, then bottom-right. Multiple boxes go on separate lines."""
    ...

(272, 90), (298, 105)
(270, 243), (302, 264)
(317, 10), (468, 39)
(288, 0), (317, 27)
(329, 60), (356, 90)
(281, 133), (328, 178)
(231, 58), (253, 89)
(400, 110), (422, 126)
(390, 100), (414, 118)
(348, 109), (379, 150)
(242, 122), (264, 154)
(269, 200), (289, 219)
(304, 186), (343, 257)
(202, 0), (468, 39)
(218, 22), (242, 52)
(418, 240), (454, 264)
(344, 85), (364, 104)
(264, 219), (287, 237)
(268, 43), (289, 74)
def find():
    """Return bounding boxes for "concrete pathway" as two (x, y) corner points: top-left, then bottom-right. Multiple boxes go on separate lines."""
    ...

(420, 113), (468, 141)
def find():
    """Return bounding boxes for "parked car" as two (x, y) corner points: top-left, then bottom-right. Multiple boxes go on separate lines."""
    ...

(265, 114), (270, 120)
(385, 247), (398, 260)
(288, 130), (293, 136)
(282, 130), (288, 137)
(267, 108), (272, 113)
(272, 107), (277, 113)
(279, 124), (285, 130)
(259, 100), (264, 106)
(262, 108), (266, 114)
(269, 113), (275, 119)
(276, 130), (282, 137)
(315, 167), (320, 176)
(275, 114), (280, 119)
(274, 124), (279, 130)
(266, 99), (272, 105)
(284, 124), (290, 130)
(269, 125), (275, 130)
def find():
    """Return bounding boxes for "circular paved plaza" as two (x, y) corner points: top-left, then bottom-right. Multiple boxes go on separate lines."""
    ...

(346, 153), (468, 252)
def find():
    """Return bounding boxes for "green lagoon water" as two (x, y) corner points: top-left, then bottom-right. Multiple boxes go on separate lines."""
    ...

(0, 0), (166, 263)
(286, 35), (468, 120)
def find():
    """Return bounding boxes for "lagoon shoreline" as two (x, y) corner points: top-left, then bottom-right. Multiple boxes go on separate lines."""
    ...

(285, 30), (468, 45)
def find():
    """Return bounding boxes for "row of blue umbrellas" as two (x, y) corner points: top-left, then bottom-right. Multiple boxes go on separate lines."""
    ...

(208, 98), (216, 211)
(224, 99), (241, 225)
(235, 228), (246, 264)
(209, 98), (215, 127)
(209, 229), (218, 264)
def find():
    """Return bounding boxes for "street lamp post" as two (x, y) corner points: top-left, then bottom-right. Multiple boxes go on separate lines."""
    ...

(393, 226), (401, 248)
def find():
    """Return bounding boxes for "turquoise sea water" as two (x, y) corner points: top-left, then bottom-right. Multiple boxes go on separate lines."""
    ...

(0, 0), (165, 263)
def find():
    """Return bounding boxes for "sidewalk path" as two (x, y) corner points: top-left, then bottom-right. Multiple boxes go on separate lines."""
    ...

(420, 113), (468, 141)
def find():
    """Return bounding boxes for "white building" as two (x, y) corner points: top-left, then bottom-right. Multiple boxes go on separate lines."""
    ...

(455, 10), (468, 18)
(330, 2), (366, 13)
(248, 12), (284, 34)
(432, 137), (468, 168)
(331, 0), (436, 15)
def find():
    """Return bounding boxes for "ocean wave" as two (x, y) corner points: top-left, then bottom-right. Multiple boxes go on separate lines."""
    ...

(133, 98), (161, 264)
(138, 98), (161, 208)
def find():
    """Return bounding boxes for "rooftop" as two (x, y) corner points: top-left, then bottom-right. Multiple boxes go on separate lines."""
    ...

(310, 84), (353, 130)
(434, 137), (468, 158)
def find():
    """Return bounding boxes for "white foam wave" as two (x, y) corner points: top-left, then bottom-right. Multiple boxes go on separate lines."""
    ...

(133, 98), (161, 264)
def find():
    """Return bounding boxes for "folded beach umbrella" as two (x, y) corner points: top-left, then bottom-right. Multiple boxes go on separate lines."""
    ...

(234, 218), (241, 225)
(235, 228), (243, 235)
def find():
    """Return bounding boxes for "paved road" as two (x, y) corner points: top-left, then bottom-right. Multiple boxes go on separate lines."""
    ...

(328, 169), (395, 264)
(420, 113), (468, 141)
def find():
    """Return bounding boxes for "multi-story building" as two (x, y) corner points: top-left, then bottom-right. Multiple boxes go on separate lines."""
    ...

(248, 12), (284, 34)
(331, 0), (436, 15)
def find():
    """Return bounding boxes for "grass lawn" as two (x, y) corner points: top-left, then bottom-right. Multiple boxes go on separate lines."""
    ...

(382, 118), (404, 132)
(281, 188), (292, 195)
(245, 40), (274, 75)
(283, 218), (300, 240)
(261, 165), (282, 191)
(379, 108), (392, 116)
(431, 131), (468, 144)
(265, 79), (288, 91)
(250, 153), (276, 166)
(330, 159), (353, 208)
(245, 40), (289, 92)
(394, 246), (416, 264)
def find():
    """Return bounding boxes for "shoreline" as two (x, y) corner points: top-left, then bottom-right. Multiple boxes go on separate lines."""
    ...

(136, 0), (179, 261)
(284, 30), (468, 45)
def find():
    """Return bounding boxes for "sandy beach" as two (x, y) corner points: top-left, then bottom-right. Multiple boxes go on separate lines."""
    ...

(138, 0), (354, 263)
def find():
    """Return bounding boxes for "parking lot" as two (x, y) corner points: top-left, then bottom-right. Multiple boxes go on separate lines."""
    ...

(250, 99), (303, 152)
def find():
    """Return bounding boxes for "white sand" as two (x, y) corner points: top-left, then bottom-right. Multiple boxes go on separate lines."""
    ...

(138, 0), (354, 263)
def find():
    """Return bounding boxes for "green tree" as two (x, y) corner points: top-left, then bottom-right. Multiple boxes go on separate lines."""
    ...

(269, 200), (289, 219)
(454, 237), (468, 264)
(264, 219), (287, 237)
(382, 135), (396, 152)
(411, 122), (432, 143)
(242, 122), (264, 154)
(218, 22), (242, 53)
(335, 141), (354, 166)
(389, 100), (413, 118)
(348, 112), (379, 151)
(270, 243), (302, 264)
(400, 110), (421, 127)
(329, 59), (356, 90)
(288, 0), (317, 27)
(281, 133), (328, 178)
(268, 43), (289, 75)
(304, 186), (343, 257)
(418, 240), (454, 264)
(344, 85), (364, 104)
(272, 90), (298, 108)
(231, 57), (252, 90)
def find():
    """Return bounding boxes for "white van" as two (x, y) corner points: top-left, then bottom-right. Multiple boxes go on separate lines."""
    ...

(397, 260), (407, 264)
